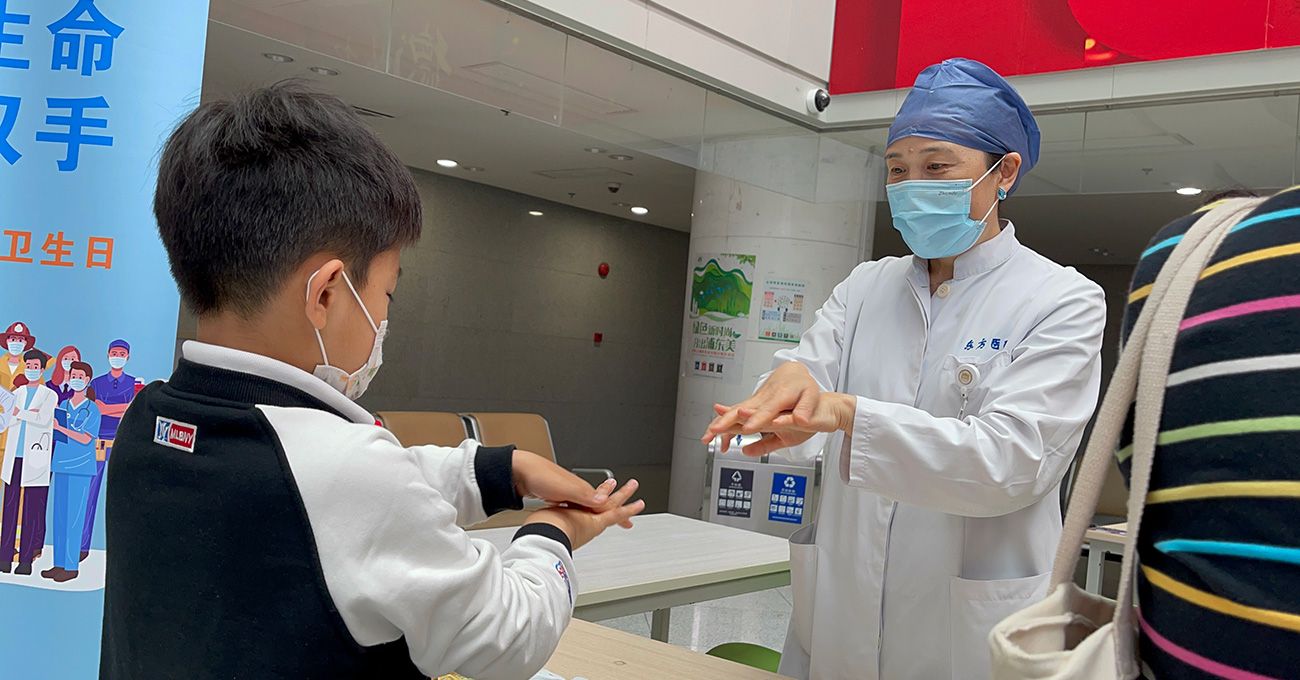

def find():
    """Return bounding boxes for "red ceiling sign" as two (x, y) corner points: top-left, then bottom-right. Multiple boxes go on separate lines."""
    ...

(830, 0), (1300, 94)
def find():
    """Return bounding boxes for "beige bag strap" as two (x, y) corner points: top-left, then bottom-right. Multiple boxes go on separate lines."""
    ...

(1051, 197), (1266, 592)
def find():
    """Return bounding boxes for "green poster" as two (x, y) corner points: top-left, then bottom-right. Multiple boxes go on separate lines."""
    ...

(689, 253), (756, 380)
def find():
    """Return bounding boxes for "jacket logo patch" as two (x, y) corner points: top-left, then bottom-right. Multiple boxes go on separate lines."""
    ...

(555, 561), (572, 604)
(154, 416), (198, 453)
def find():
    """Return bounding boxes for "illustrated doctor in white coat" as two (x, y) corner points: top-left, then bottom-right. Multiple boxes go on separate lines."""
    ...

(704, 58), (1105, 680)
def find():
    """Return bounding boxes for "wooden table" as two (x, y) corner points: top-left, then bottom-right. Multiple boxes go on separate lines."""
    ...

(1083, 522), (1127, 593)
(468, 513), (791, 641)
(545, 619), (792, 679)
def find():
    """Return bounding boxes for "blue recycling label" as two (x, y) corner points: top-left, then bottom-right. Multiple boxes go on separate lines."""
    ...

(768, 473), (807, 524)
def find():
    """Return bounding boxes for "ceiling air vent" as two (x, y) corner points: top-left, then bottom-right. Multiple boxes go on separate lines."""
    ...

(352, 105), (394, 119)
(534, 167), (634, 180)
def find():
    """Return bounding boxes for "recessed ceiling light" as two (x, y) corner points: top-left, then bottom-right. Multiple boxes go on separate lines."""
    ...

(1176, 187), (1203, 196)
(612, 201), (632, 208)
(309, 66), (339, 76)
(263, 53), (294, 64)
(1090, 247), (1111, 257)
(608, 154), (634, 162)
(585, 147), (607, 154)
(630, 206), (649, 216)
(528, 210), (544, 217)
(436, 159), (459, 168)
(462, 166), (485, 172)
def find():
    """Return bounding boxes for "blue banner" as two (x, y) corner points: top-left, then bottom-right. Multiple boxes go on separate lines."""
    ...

(0, 1), (208, 675)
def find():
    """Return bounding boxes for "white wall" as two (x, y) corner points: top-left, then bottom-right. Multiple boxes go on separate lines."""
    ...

(495, 0), (835, 119)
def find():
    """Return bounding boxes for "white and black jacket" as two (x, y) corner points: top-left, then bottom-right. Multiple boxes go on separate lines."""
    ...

(100, 341), (576, 680)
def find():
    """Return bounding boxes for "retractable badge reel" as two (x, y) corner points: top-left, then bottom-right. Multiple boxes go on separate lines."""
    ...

(956, 363), (980, 419)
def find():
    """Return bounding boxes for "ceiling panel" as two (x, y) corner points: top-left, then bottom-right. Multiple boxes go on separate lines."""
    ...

(202, 22), (696, 231)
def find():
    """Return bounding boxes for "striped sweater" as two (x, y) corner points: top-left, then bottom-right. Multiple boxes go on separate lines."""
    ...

(1120, 187), (1300, 679)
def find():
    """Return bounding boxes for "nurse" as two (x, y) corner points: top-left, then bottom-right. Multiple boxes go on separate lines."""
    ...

(703, 58), (1105, 680)
(46, 361), (100, 582)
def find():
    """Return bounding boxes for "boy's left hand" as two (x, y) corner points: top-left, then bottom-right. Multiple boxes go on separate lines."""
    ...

(512, 450), (628, 526)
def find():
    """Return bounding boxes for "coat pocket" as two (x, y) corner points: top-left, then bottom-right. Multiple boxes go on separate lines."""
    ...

(789, 522), (818, 654)
(950, 571), (1051, 680)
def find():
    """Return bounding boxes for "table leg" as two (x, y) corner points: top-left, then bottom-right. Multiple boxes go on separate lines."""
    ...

(650, 608), (671, 642)
(1085, 543), (1104, 594)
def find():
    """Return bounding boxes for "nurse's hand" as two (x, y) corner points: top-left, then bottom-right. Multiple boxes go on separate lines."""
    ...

(527, 479), (646, 550)
(700, 361), (821, 447)
(705, 393), (858, 457)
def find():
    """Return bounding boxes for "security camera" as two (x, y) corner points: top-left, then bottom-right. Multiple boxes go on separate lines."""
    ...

(806, 88), (830, 114)
(607, 182), (622, 194)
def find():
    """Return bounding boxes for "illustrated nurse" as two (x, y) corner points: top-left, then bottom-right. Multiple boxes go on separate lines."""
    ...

(703, 58), (1106, 680)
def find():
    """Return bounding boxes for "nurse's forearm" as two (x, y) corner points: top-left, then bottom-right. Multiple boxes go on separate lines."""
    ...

(839, 396), (1075, 517)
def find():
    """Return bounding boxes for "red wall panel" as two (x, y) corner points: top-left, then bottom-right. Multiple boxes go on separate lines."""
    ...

(831, 0), (1300, 94)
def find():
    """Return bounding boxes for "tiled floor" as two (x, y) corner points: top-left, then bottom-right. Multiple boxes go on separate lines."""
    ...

(597, 586), (791, 654)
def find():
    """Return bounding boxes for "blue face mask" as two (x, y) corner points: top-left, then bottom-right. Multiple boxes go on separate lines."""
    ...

(24, 368), (41, 382)
(886, 158), (1006, 259)
(69, 378), (87, 392)
(108, 355), (127, 370)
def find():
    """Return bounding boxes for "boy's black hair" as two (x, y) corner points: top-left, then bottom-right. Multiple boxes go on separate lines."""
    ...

(154, 80), (422, 316)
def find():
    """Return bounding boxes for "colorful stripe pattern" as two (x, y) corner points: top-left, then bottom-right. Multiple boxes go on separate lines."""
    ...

(1155, 539), (1300, 567)
(1138, 611), (1282, 680)
(1118, 188), (1300, 678)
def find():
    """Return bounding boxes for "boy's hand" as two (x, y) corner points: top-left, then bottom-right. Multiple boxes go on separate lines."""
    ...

(512, 450), (624, 522)
(528, 479), (644, 551)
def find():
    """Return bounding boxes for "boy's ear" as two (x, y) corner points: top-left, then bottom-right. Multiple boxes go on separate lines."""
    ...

(304, 258), (346, 331)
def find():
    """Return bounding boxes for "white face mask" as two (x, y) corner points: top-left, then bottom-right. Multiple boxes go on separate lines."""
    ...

(62, 359), (74, 372)
(308, 268), (387, 401)
(7, 341), (23, 356)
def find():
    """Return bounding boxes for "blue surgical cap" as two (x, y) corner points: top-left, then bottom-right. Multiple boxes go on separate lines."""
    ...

(887, 58), (1040, 195)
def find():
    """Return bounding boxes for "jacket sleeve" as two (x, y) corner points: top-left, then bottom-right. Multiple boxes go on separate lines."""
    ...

(841, 276), (1105, 517)
(407, 438), (522, 527)
(260, 407), (573, 680)
(752, 265), (860, 462)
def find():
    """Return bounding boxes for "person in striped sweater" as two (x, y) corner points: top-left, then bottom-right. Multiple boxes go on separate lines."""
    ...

(1120, 186), (1300, 678)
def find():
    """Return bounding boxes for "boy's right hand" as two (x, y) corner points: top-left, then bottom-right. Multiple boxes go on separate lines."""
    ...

(527, 479), (644, 551)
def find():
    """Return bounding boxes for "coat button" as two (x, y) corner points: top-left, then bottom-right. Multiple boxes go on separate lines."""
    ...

(936, 283), (951, 298)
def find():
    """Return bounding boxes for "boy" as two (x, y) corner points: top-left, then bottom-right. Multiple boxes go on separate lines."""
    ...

(100, 81), (643, 679)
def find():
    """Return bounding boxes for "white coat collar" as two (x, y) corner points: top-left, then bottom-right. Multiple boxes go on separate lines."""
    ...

(911, 221), (1020, 280)
(180, 340), (376, 425)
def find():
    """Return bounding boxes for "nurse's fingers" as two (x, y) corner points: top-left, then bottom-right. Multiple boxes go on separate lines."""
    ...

(769, 413), (824, 432)
(701, 400), (759, 444)
(790, 386), (821, 427)
(742, 381), (811, 434)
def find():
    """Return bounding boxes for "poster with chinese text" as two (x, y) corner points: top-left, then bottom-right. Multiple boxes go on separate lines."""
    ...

(756, 277), (807, 344)
(0, 1), (209, 675)
(689, 252), (755, 380)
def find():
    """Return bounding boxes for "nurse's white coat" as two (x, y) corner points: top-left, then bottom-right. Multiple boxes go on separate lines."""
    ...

(771, 225), (1104, 680)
